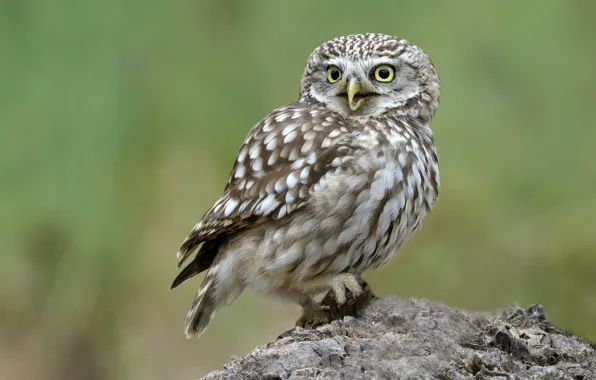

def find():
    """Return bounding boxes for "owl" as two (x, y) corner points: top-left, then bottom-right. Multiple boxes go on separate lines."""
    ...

(171, 33), (440, 338)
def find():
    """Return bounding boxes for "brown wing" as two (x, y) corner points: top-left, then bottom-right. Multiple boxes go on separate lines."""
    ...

(176, 102), (351, 267)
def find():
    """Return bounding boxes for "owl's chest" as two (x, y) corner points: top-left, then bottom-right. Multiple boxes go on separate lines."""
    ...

(349, 140), (439, 269)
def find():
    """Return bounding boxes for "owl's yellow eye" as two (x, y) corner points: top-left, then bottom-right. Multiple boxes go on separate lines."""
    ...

(326, 66), (342, 83)
(374, 65), (395, 82)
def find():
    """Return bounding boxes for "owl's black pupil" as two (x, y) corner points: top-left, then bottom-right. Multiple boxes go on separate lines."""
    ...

(330, 69), (340, 81)
(378, 68), (390, 79)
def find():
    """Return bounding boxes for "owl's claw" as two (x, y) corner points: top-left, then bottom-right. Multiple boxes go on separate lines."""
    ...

(295, 305), (332, 329)
(331, 273), (363, 305)
(293, 276), (374, 330)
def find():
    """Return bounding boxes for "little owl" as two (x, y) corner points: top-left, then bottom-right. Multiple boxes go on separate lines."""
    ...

(171, 33), (440, 338)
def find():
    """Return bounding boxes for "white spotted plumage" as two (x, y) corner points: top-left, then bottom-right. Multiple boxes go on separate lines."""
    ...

(171, 33), (441, 338)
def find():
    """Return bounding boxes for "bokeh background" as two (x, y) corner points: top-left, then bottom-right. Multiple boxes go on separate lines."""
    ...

(2, 1), (595, 379)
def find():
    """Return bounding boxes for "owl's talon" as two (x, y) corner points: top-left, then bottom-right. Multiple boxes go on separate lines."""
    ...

(276, 327), (297, 340)
(331, 273), (363, 305)
(295, 306), (332, 329)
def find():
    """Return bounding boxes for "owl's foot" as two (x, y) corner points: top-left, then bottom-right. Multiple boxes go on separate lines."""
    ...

(294, 295), (332, 329)
(295, 306), (332, 329)
(281, 279), (375, 338)
(331, 273), (363, 305)
(278, 305), (331, 339)
(320, 276), (376, 319)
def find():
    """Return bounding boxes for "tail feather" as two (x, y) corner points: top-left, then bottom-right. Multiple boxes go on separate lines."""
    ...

(184, 274), (218, 338)
(174, 247), (243, 339)
(170, 260), (200, 290)
(171, 239), (223, 290)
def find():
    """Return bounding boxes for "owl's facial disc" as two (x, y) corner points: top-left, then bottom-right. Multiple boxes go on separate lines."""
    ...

(308, 56), (428, 118)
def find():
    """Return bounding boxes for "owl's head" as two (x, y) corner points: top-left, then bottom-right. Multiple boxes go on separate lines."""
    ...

(300, 33), (440, 122)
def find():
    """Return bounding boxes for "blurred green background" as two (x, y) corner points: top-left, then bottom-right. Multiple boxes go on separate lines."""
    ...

(1, 0), (595, 378)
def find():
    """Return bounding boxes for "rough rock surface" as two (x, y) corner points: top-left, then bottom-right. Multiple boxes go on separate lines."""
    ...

(202, 296), (595, 380)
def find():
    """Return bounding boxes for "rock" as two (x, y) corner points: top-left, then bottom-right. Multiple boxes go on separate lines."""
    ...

(202, 297), (595, 379)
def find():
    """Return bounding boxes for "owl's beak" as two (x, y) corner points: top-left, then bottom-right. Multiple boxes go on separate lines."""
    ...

(347, 77), (364, 111)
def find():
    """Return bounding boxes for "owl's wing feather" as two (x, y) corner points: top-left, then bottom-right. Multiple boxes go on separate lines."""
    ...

(176, 102), (351, 267)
